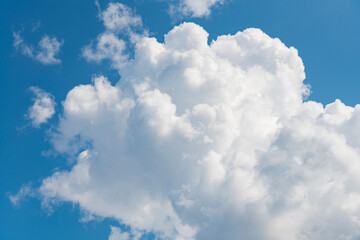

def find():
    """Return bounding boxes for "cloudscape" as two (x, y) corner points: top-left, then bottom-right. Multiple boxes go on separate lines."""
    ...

(2, 1), (360, 240)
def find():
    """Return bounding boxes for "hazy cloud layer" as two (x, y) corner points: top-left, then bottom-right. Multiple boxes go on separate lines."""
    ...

(17, 3), (360, 240)
(13, 32), (63, 65)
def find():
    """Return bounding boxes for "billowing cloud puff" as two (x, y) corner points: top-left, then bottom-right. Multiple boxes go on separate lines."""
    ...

(28, 87), (56, 127)
(35, 21), (360, 240)
(13, 32), (63, 65)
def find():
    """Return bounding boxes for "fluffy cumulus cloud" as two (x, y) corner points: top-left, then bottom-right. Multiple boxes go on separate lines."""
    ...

(167, 0), (225, 18)
(28, 87), (56, 127)
(13, 32), (63, 65)
(24, 3), (360, 240)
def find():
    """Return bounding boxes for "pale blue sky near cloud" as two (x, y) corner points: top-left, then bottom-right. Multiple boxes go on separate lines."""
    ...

(1, 0), (360, 239)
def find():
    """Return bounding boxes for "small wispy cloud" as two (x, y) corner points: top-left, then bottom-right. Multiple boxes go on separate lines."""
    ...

(9, 184), (36, 206)
(27, 87), (56, 127)
(13, 31), (63, 65)
(167, 0), (226, 18)
(82, 32), (127, 68)
(31, 20), (42, 32)
(82, 2), (145, 69)
(100, 2), (142, 33)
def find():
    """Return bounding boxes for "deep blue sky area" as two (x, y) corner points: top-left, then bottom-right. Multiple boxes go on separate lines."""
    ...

(1, 0), (360, 239)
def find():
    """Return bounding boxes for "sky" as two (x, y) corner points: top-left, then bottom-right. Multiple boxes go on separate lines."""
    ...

(1, 0), (360, 240)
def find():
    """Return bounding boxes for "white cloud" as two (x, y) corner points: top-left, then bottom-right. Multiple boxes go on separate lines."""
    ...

(35, 35), (63, 64)
(100, 3), (142, 33)
(9, 185), (35, 206)
(28, 87), (56, 127)
(82, 32), (128, 68)
(13, 31), (34, 58)
(18, 11), (360, 240)
(167, 0), (225, 18)
(82, 3), (144, 67)
(108, 227), (131, 240)
(13, 32), (63, 65)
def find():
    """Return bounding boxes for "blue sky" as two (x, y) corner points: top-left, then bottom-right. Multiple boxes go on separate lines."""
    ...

(2, 0), (360, 240)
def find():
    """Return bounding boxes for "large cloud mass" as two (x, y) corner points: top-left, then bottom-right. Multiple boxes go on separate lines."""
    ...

(33, 7), (360, 240)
